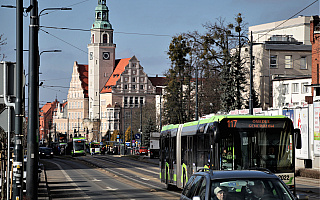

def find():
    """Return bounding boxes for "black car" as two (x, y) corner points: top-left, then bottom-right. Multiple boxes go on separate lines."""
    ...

(39, 147), (53, 159)
(180, 170), (299, 200)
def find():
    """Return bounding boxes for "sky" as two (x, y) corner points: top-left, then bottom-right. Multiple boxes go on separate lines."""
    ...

(0, 0), (319, 107)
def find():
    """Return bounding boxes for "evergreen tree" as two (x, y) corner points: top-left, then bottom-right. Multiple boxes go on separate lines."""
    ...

(143, 117), (157, 147)
(164, 35), (191, 124)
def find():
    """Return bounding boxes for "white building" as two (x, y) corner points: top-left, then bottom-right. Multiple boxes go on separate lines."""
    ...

(272, 76), (312, 108)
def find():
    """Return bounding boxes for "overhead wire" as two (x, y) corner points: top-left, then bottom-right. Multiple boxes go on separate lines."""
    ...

(254, 0), (319, 42)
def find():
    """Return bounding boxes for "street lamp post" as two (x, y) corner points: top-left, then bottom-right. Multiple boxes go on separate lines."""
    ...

(27, 2), (71, 199)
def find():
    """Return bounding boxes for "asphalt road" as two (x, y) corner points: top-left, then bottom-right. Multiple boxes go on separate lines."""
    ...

(41, 155), (319, 200)
(41, 155), (180, 199)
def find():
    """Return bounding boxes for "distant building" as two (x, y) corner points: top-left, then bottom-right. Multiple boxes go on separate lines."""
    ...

(50, 0), (165, 143)
(241, 16), (312, 110)
(39, 100), (58, 144)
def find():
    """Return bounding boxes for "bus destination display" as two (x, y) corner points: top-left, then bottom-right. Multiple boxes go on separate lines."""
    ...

(226, 119), (286, 129)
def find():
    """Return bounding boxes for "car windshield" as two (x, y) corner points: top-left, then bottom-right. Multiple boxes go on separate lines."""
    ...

(210, 178), (293, 200)
(40, 148), (52, 153)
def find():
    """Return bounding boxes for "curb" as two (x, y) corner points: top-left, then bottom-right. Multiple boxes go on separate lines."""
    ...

(296, 168), (320, 179)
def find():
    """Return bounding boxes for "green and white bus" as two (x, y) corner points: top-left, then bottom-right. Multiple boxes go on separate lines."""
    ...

(160, 115), (301, 192)
(72, 137), (86, 156)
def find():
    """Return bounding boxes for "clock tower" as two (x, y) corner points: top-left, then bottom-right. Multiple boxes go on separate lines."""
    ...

(88, 0), (116, 119)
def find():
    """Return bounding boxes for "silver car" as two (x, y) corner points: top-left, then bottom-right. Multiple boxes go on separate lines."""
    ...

(180, 170), (299, 200)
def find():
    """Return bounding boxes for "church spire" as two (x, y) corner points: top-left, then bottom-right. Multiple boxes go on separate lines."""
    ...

(92, 0), (112, 29)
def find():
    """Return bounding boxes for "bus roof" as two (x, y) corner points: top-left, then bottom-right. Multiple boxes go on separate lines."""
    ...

(161, 124), (180, 132)
(73, 137), (85, 140)
(201, 115), (288, 123)
(166, 115), (291, 136)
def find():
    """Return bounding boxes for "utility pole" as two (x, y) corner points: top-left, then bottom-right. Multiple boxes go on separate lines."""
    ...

(249, 31), (253, 115)
(26, 0), (39, 199)
(12, 0), (24, 198)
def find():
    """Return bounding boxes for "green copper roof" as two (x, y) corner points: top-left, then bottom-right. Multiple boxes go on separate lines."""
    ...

(91, 1), (112, 29)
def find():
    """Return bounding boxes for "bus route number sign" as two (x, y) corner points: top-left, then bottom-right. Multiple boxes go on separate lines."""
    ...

(227, 119), (284, 129)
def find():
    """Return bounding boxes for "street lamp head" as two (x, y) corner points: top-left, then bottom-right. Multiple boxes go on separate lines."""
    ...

(25, 5), (33, 13)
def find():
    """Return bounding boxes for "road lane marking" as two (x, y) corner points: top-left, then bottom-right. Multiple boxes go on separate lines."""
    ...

(105, 187), (118, 191)
(54, 161), (91, 199)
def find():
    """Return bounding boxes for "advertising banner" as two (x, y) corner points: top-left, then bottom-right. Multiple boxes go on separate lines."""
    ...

(314, 102), (320, 156)
(295, 108), (309, 159)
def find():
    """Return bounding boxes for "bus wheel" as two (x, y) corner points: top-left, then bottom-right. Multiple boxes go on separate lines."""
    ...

(166, 183), (177, 191)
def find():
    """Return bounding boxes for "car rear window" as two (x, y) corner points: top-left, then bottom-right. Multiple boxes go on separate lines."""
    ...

(210, 178), (293, 200)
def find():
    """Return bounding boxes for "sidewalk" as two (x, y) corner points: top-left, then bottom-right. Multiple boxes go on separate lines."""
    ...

(38, 165), (50, 200)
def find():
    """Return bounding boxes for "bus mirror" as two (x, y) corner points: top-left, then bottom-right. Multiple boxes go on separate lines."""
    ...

(294, 128), (302, 149)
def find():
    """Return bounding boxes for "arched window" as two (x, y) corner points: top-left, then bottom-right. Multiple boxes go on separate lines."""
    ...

(97, 12), (101, 20)
(103, 34), (108, 43)
(92, 34), (94, 43)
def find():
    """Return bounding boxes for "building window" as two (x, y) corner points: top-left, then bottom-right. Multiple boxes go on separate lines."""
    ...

(132, 85), (136, 90)
(270, 55), (277, 68)
(97, 12), (101, 19)
(103, 34), (107, 43)
(300, 56), (307, 69)
(130, 97), (133, 106)
(283, 84), (289, 94)
(132, 77), (136, 82)
(135, 97), (139, 107)
(292, 83), (299, 93)
(301, 82), (309, 93)
(140, 85), (144, 90)
(124, 97), (128, 107)
(285, 55), (293, 69)
(140, 97), (144, 105)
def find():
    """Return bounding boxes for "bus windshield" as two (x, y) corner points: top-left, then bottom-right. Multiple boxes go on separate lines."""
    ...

(219, 119), (293, 173)
(74, 141), (85, 151)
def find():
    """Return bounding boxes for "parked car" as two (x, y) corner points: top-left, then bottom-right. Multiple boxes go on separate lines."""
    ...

(39, 147), (53, 159)
(139, 146), (148, 155)
(180, 169), (300, 200)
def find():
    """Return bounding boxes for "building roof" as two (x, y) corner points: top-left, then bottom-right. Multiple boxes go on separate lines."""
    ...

(100, 58), (130, 93)
(149, 76), (167, 86)
(77, 63), (89, 98)
(265, 44), (312, 51)
(40, 102), (52, 114)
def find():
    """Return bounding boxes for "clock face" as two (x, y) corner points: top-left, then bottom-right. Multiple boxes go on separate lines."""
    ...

(103, 52), (110, 60)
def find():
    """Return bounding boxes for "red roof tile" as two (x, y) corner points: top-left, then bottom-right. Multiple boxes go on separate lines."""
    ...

(101, 58), (130, 93)
(76, 63), (89, 98)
